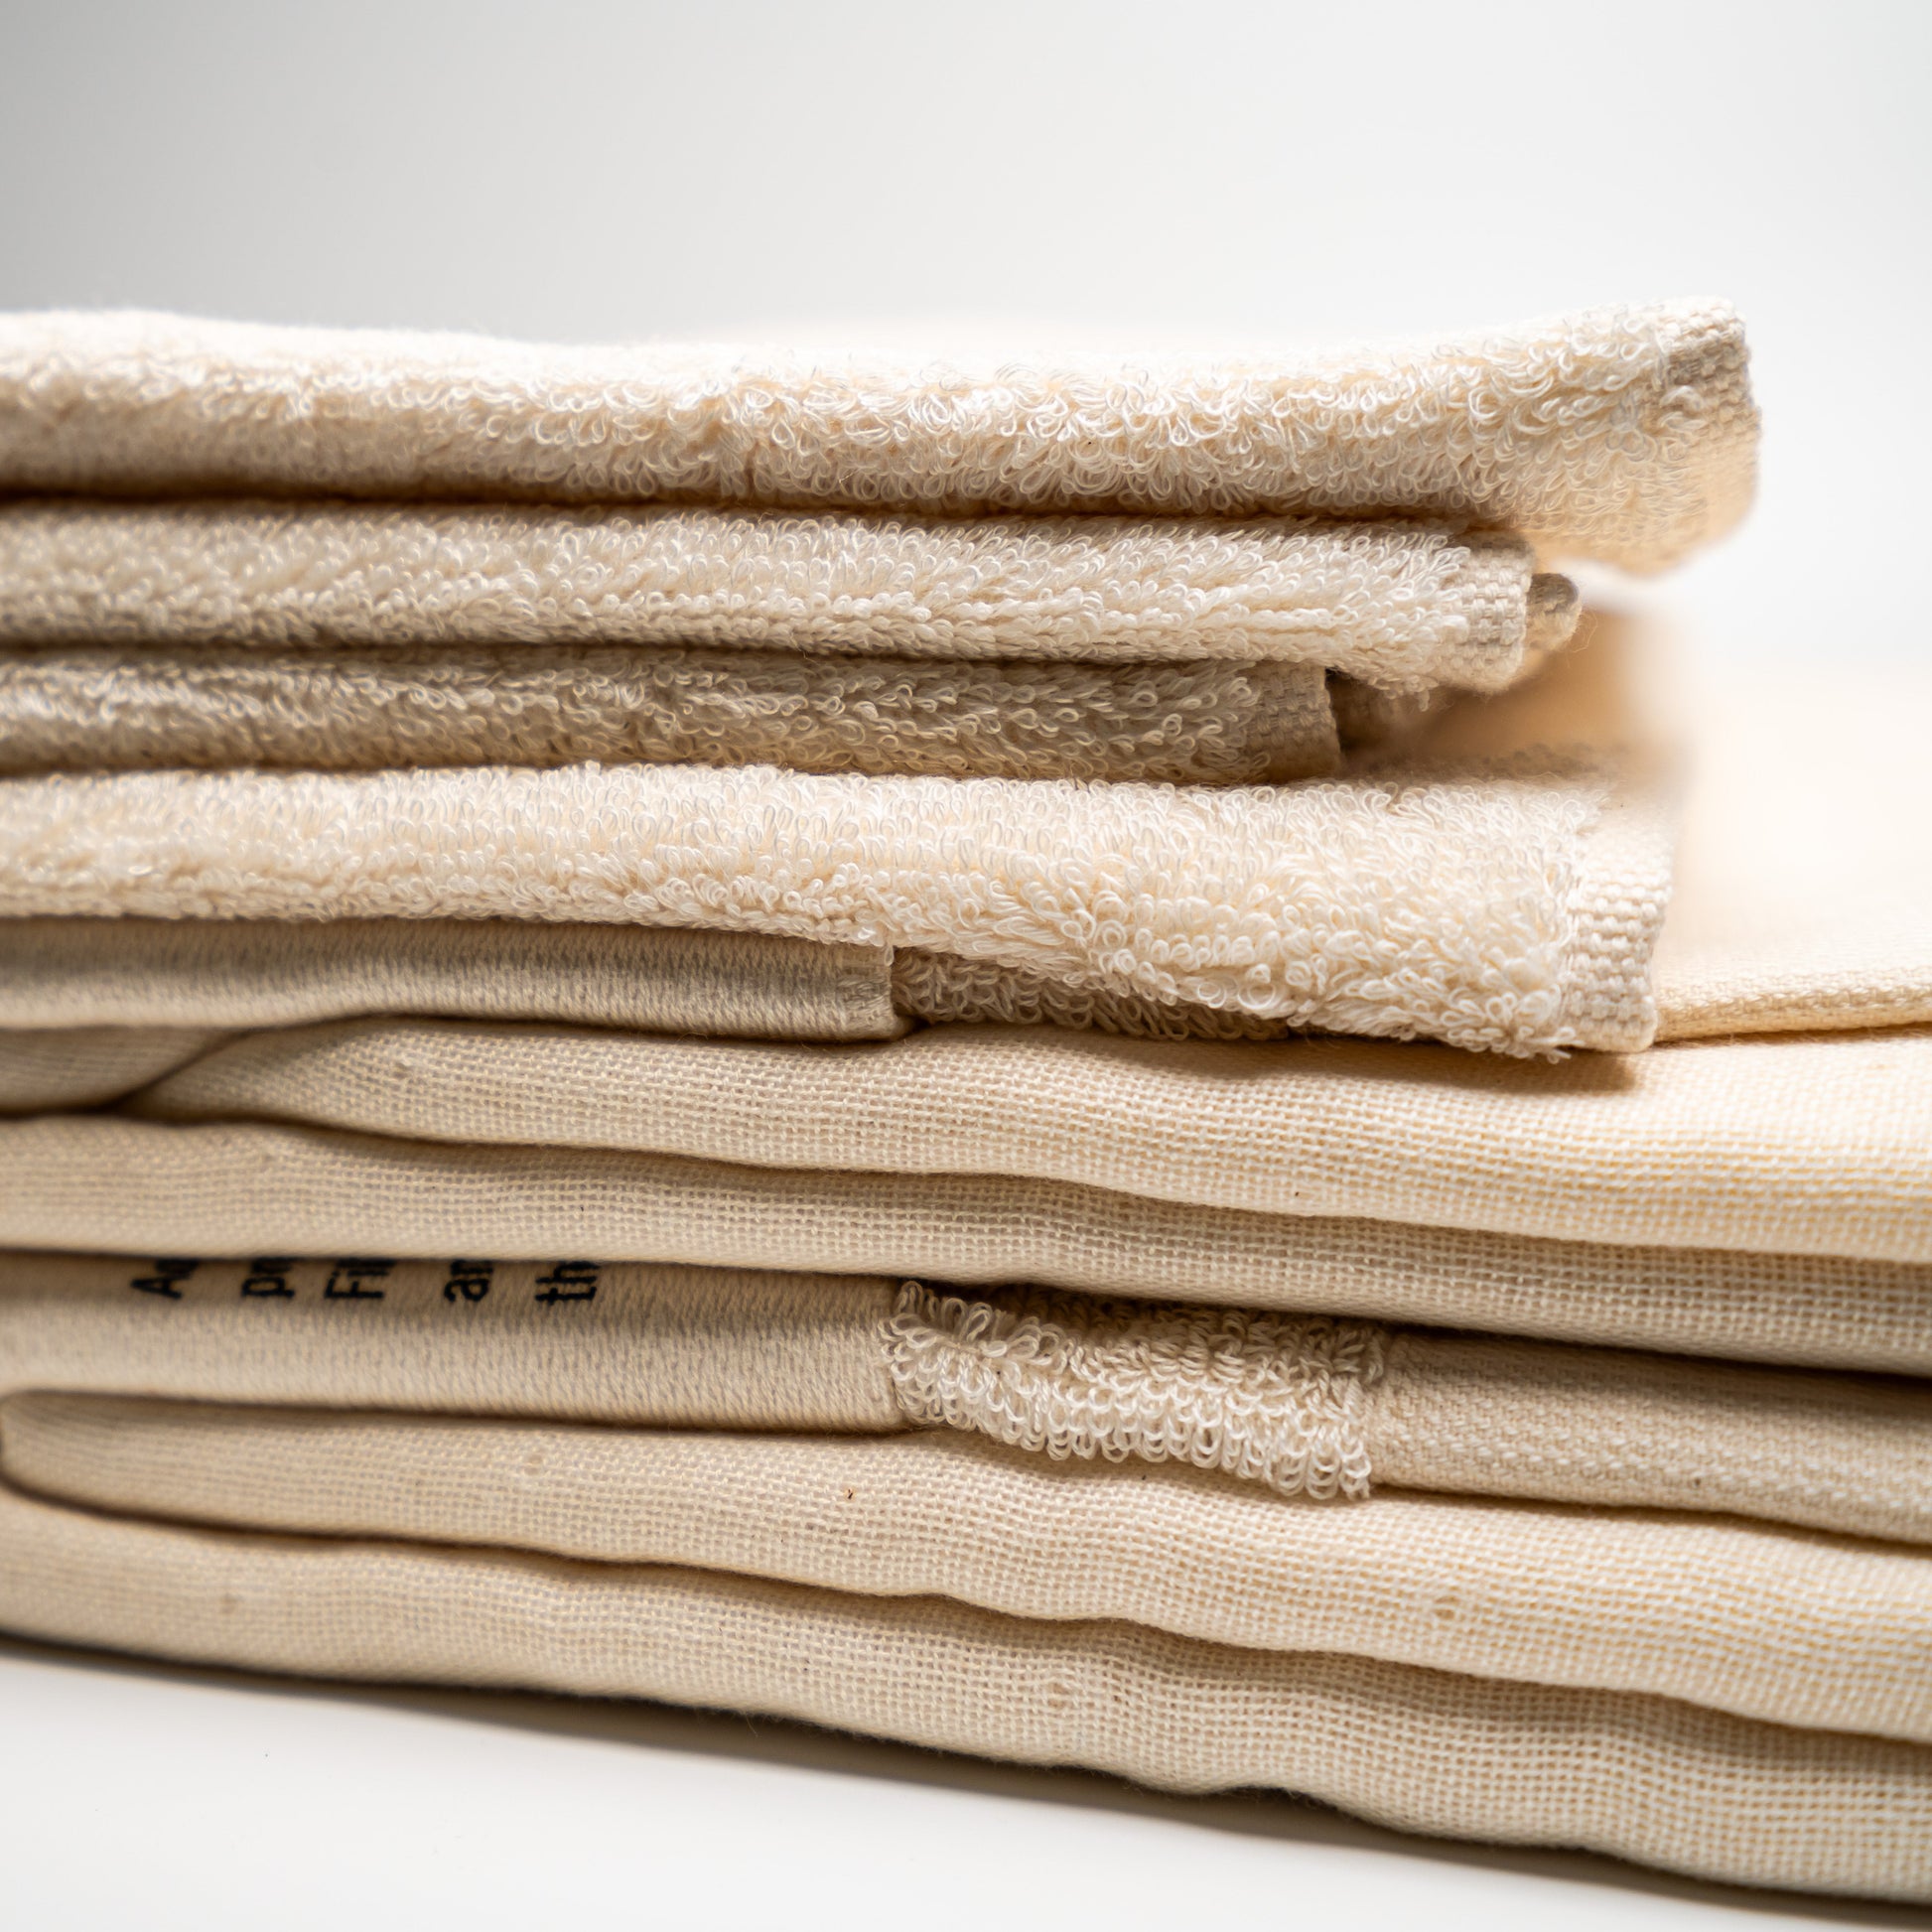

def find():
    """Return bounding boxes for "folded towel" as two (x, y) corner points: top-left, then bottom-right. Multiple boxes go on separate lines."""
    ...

(14, 1393), (1926, 1745)
(0, 632), (1665, 1058)
(0, 500), (1578, 689)
(0, 643), (1349, 784)
(0, 302), (1755, 568)
(2, 1252), (1921, 1540)
(0, 1483), (1920, 1901)
(104, 1021), (1932, 1267)
(0, 917), (904, 1038)
(1, 1116), (1923, 1371)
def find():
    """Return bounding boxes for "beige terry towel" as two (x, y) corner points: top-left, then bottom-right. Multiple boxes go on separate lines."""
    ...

(0, 500), (1577, 690)
(0, 759), (1664, 1055)
(0, 302), (1755, 568)
(13, 1397), (1929, 1748)
(0, 643), (1347, 785)
(2, 1251), (1926, 1541)
(0, 1483), (1922, 1902)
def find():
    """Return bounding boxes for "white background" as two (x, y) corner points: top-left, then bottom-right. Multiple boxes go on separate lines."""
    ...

(2, 3), (1929, 1924)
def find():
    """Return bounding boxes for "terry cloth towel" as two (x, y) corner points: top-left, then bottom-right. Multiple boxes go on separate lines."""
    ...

(2, 1253), (1926, 1542)
(0, 618), (1670, 1057)
(0, 501), (1580, 692)
(0, 643), (1351, 785)
(14, 1392), (1932, 1749)
(0, 302), (1755, 569)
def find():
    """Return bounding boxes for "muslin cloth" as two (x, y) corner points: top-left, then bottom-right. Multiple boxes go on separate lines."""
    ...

(5, 1251), (1926, 1539)
(14, 1393), (1928, 1746)
(2, 1480), (1922, 1901)
(0, 302), (1755, 568)
(0, 500), (1577, 690)
(0, 1114), (1924, 1371)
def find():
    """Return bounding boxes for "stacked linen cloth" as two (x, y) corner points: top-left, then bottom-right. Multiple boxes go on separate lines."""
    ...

(6, 300), (1932, 1905)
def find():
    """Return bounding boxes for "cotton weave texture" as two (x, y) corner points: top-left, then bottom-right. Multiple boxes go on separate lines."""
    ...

(9, 297), (1932, 1905)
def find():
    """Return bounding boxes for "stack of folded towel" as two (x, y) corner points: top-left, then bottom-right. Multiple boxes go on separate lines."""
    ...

(1, 302), (1929, 1903)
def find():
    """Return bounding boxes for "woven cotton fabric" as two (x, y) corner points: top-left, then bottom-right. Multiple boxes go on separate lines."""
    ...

(114, 1019), (1932, 1265)
(3, 1117), (1927, 1372)
(0, 500), (1573, 690)
(0, 302), (1756, 568)
(0, 917), (902, 1039)
(0, 1483), (1922, 1902)
(10, 1399), (1929, 1747)
(5, 1250), (1923, 1539)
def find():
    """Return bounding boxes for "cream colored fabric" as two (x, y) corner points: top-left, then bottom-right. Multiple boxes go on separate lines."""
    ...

(0, 1481), (1920, 1902)
(10, 1400), (1929, 1749)
(1652, 666), (1932, 1038)
(0, 918), (901, 1040)
(1366, 1329), (1932, 1541)
(123, 1019), (1932, 1265)
(0, 1119), (1925, 1372)
(0, 643), (1349, 785)
(0, 302), (1755, 568)
(0, 499), (1575, 691)
(0, 761), (1665, 1055)
(0, 1253), (902, 1431)
(0, 1025), (220, 1110)
(1, 1249), (1924, 1538)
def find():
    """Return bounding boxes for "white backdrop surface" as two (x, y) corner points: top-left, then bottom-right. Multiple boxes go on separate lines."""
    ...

(1, 3), (1928, 1925)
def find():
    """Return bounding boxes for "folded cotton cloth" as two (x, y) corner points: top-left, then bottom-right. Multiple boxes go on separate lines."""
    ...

(0, 1250), (1926, 1902)
(2, 1253), (1923, 1539)
(0, 501), (1578, 689)
(14, 1388), (1929, 1745)
(2, 1476), (1921, 1901)
(0, 302), (1754, 568)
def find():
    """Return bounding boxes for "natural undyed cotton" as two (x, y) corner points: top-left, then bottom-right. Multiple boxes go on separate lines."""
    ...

(0, 301), (1756, 568)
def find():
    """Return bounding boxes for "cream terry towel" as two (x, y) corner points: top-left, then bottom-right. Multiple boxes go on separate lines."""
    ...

(0, 501), (1578, 690)
(0, 643), (1349, 785)
(0, 303), (1755, 567)
(0, 757), (1665, 1055)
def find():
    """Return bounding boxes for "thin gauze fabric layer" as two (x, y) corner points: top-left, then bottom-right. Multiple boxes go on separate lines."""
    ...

(0, 1025), (222, 1109)
(0, 759), (1665, 1056)
(3, 1119), (1928, 1374)
(0, 644), (1345, 786)
(1652, 665), (1932, 1038)
(0, 500), (1574, 690)
(122, 1020), (1932, 1266)
(0, 301), (1756, 568)
(0, 1486), (1922, 1903)
(0, 918), (899, 1039)
(3, 1251), (1927, 1540)
(11, 1397), (1929, 1747)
